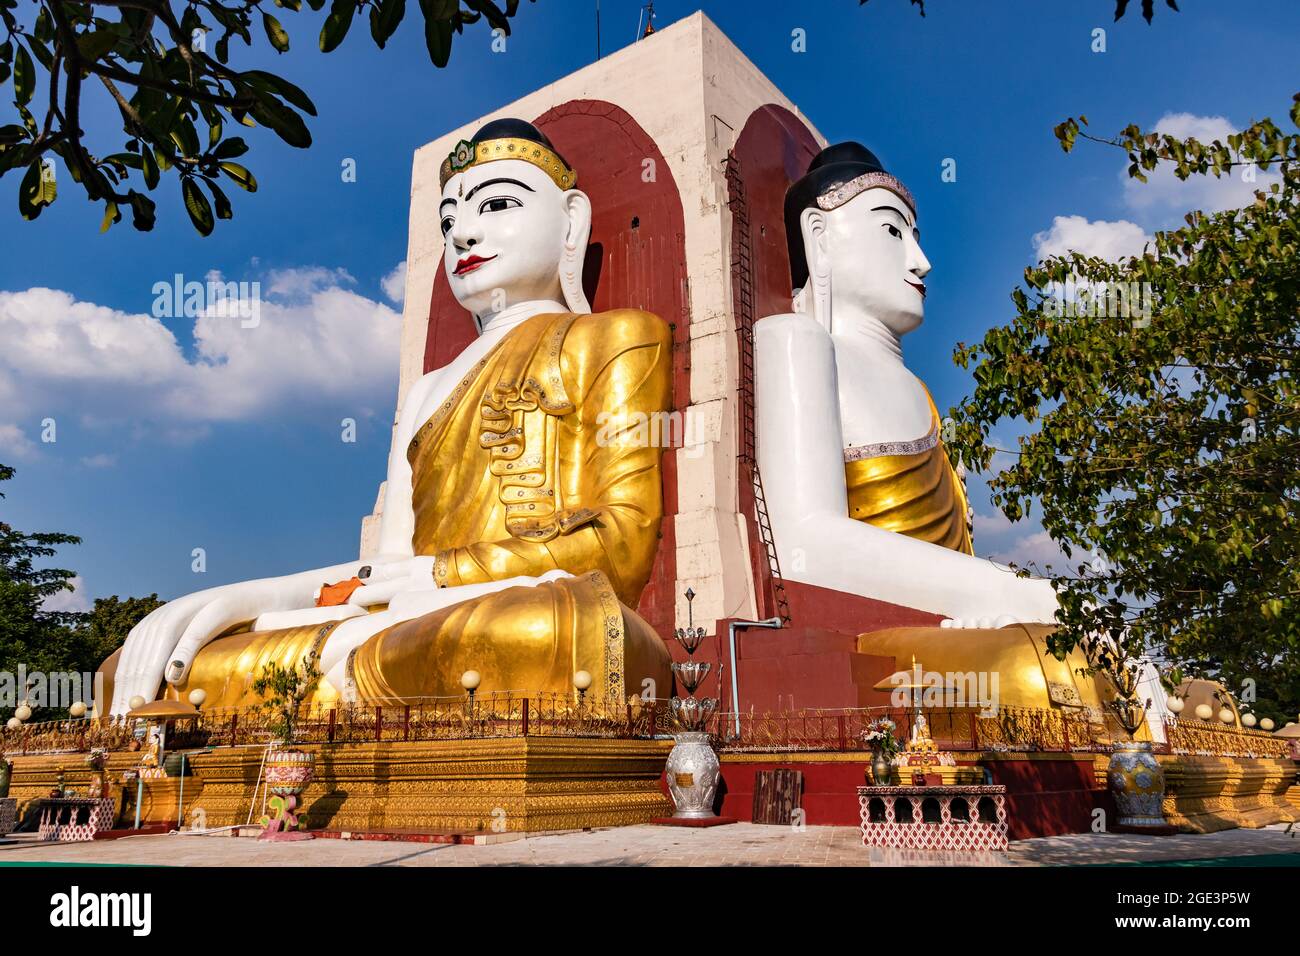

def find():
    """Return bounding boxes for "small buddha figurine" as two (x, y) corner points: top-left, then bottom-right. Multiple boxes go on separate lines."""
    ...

(106, 119), (673, 714)
(755, 142), (1057, 626)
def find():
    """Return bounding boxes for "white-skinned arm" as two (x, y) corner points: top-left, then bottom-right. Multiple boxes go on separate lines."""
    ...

(754, 313), (1058, 625)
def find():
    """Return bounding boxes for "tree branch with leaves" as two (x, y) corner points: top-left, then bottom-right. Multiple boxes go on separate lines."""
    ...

(0, 0), (530, 234)
(950, 95), (1300, 727)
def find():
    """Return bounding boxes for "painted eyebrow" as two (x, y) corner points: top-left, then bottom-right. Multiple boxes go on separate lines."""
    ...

(871, 204), (914, 228)
(465, 177), (535, 202)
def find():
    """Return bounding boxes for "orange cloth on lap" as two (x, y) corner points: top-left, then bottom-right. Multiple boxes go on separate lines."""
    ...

(316, 577), (364, 607)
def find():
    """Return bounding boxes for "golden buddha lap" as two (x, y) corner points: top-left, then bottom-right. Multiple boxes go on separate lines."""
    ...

(155, 308), (676, 711)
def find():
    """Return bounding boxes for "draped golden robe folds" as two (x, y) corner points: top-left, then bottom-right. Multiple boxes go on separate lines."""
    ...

(170, 309), (675, 710)
(842, 387), (973, 554)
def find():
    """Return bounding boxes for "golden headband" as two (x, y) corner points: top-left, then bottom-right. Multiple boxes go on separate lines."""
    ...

(439, 136), (578, 191)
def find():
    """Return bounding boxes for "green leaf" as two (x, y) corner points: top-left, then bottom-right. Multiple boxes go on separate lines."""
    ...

(182, 177), (215, 236)
(75, 30), (119, 63)
(206, 177), (234, 220)
(126, 190), (156, 231)
(249, 95), (312, 149)
(370, 0), (407, 48)
(212, 137), (250, 160)
(13, 42), (34, 106)
(418, 0), (455, 67)
(218, 161), (258, 192)
(263, 12), (291, 53)
(100, 201), (121, 233)
(18, 159), (56, 219)
(141, 146), (160, 189)
(320, 0), (358, 53)
(239, 71), (317, 117)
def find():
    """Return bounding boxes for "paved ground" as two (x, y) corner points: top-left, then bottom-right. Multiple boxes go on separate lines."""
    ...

(1, 822), (1297, 866)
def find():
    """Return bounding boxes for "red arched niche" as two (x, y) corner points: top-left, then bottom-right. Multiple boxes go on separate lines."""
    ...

(728, 104), (821, 621)
(729, 104), (942, 638)
(421, 100), (689, 640)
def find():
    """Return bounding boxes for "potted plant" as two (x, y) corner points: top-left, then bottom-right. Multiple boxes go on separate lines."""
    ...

(862, 717), (901, 786)
(252, 656), (322, 803)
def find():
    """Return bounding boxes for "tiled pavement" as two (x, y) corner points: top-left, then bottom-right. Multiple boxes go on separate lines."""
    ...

(0, 822), (1297, 866)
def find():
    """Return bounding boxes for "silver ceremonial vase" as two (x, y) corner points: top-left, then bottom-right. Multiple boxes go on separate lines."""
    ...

(1108, 740), (1167, 828)
(665, 732), (720, 819)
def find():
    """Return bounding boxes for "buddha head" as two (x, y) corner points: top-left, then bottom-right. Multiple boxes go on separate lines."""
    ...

(785, 142), (931, 338)
(438, 118), (592, 322)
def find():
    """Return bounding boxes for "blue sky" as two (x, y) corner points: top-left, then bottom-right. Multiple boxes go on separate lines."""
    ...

(2, 0), (1298, 607)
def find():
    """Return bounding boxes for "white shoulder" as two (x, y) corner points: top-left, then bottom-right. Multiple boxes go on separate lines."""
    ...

(756, 312), (832, 352)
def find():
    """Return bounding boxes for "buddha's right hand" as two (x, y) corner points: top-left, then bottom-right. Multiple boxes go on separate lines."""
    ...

(110, 585), (244, 716)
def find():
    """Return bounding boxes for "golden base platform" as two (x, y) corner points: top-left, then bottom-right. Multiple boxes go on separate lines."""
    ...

(186, 736), (673, 833)
(1154, 755), (1299, 834)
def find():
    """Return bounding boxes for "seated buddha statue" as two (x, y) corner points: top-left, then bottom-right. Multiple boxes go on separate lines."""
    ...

(755, 142), (1058, 627)
(103, 119), (672, 716)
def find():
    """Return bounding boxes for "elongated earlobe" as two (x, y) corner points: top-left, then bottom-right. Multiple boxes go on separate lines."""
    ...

(560, 190), (592, 314)
(800, 206), (832, 333)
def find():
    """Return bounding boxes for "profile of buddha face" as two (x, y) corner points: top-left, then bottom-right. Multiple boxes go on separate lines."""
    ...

(438, 119), (591, 320)
(817, 185), (931, 336)
(785, 141), (931, 338)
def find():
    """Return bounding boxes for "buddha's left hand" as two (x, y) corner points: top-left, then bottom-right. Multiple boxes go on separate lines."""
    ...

(343, 556), (439, 606)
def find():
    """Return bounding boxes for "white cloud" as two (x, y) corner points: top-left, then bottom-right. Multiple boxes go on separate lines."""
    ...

(41, 575), (91, 613)
(0, 423), (37, 460)
(1032, 215), (1152, 262)
(79, 453), (117, 469)
(989, 530), (1071, 572)
(0, 268), (402, 434)
(381, 261), (407, 305)
(1122, 113), (1284, 215)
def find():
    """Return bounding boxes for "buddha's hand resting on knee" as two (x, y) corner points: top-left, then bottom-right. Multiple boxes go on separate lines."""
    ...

(344, 556), (440, 607)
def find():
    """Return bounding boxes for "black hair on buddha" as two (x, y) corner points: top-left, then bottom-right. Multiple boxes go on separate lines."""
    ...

(470, 118), (574, 171)
(784, 141), (890, 292)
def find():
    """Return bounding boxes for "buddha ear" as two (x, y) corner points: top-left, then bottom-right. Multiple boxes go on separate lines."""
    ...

(560, 189), (592, 314)
(800, 206), (832, 333)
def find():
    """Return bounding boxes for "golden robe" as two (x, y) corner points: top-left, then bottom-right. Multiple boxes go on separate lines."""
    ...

(843, 387), (973, 554)
(165, 309), (674, 711)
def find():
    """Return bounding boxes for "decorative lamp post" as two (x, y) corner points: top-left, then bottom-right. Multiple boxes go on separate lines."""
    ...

(1241, 712), (1257, 728)
(461, 669), (481, 716)
(1166, 696), (1185, 715)
(664, 588), (722, 821)
(573, 670), (592, 708)
(188, 689), (207, 708)
(1218, 707), (1235, 725)
(69, 701), (87, 719)
(13, 703), (31, 722)
(5, 717), (19, 730)
(1260, 718), (1276, 732)
(1194, 703), (1214, 721)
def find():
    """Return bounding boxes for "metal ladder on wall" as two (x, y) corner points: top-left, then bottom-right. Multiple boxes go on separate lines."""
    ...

(725, 152), (791, 625)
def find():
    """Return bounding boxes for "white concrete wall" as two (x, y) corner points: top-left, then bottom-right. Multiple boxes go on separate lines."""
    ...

(363, 12), (824, 633)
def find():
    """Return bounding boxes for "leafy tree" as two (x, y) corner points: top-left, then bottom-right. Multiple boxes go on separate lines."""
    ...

(0, 462), (81, 720)
(949, 96), (1299, 728)
(0, 0), (531, 234)
(0, 464), (162, 720)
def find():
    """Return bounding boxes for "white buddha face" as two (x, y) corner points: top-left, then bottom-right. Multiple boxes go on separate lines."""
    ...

(439, 158), (591, 318)
(812, 185), (931, 336)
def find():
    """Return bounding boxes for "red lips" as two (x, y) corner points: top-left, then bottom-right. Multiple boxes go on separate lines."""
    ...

(454, 253), (497, 276)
